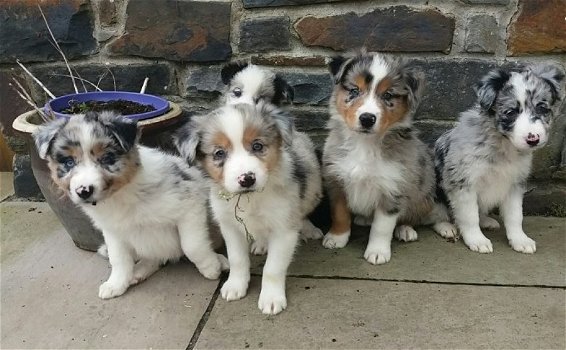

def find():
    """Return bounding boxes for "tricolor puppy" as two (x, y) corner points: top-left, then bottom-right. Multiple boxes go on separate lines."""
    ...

(175, 103), (321, 315)
(220, 62), (324, 246)
(322, 51), (453, 265)
(220, 61), (293, 106)
(434, 64), (565, 253)
(34, 112), (228, 299)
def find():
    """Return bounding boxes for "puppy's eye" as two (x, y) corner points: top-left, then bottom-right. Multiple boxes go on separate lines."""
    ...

(382, 92), (393, 101)
(535, 104), (549, 115)
(100, 152), (116, 166)
(251, 141), (264, 152)
(349, 87), (360, 98)
(233, 88), (242, 98)
(61, 157), (75, 169)
(213, 149), (226, 160)
(504, 109), (518, 118)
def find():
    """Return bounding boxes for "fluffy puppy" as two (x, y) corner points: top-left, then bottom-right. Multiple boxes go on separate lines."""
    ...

(322, 51), (452, 265)
(219, 62), (324, 246)
(434, 64), (565, 253)
(220, 61), (293, 106)
(34, 112), (228, 299)
(175, 103), (321, 315)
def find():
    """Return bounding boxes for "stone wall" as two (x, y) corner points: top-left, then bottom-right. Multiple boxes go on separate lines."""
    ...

(0, 0), (565, 214)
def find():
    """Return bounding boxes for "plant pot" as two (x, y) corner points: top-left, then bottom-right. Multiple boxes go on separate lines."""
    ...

(12, 102), (184, 251)
(47, 91), (170, 121)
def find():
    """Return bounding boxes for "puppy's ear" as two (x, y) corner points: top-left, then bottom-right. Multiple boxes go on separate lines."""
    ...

(529, 64), (566, 104)
(273, 75), (294, 105)
(475, 69), (511, 112)
(404, 68), (425, 111)
(259, 102), (294, 146)
(221, 61), (249, 85)
(33, 118), (68, 160)
(99, 112), (138, 153)
(174, 116), (204, 165)
(327, 55), (347, 83)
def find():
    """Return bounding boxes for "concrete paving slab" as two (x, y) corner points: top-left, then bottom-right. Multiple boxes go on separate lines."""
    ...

(252, 216), (566, 287)
(196, 277), (565, 349)
(1, 201), (62, 264)
(0, 172), (14, 201)
(1, 204), (219, 349)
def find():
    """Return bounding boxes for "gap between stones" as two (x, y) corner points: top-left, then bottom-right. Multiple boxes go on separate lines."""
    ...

(186, 273), (227, 350)
(250, 273), (565, 290)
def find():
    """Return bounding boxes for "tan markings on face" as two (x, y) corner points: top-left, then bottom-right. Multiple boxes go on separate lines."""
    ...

(328, 184), (351, 234)
(354, 74), (369, 93)
(202, 131), (233, 184)
(336, 87), (365, 130)
(104, 152), (139, 195)
(374, 78), (408, 134)
(47, 158), (71, 195)
(243, 126), (260, 147)
(91, 142), (108, 160)
(263, 134), (281, 172)
(243, 126), (281, 172)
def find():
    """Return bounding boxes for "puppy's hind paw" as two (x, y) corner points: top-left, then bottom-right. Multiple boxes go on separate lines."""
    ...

(509, 235), (536, 254)
(217, 253), (230, 271)
(299, 219), (323, 241)
(394, 225), (418, 242)
(353, 215), (372, 227)
(480, 216), (501, 230)
(433, 222), (458, 240)
(250, 240), (268, 255)
(196, 256), (224, 280)
(98, 281), (128, 299)
(322, 231), (350, 249)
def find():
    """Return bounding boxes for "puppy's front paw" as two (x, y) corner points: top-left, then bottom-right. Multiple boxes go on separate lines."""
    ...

(322, 231), (350, 249)
(433, 222), (458, 239)
(250, 240), (268, 255)
(364, 244), (391, 265)
(258, 288), (287, 315)
(509, 235), (536, 254)
(221, 277), (248, 301)
(394, 225), (418, 242)
(98, 281), (128, 299)
(480, 216), (501, 230)
(464, 233), (493, 253)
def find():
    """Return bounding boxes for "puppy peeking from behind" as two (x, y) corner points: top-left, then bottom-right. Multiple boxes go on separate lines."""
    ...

(218, 61), (324, 246)
(175, 102), (321, 315)
(34, 112), (228, 299)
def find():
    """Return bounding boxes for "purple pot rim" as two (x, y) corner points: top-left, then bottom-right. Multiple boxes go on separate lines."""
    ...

(46, 91), (170, 121)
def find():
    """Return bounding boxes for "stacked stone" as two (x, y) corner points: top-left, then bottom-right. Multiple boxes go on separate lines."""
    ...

(0, 0), (564, 214)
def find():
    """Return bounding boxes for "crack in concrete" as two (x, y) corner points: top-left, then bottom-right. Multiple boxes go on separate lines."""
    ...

(186, 273), (227, 350)
(250, 273), (565, 290)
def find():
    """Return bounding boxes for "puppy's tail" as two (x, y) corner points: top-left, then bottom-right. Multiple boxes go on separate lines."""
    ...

(97, 243), (109, 259)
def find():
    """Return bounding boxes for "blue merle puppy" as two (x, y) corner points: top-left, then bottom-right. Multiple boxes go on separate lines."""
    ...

(434, 64), (565, 254)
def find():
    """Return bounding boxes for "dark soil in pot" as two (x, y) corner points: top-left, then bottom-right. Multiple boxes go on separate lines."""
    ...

(61, 99), (156, 115)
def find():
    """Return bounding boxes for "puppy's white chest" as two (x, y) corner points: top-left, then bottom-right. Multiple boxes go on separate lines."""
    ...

(475, 156), (531, 208)
(337, 148), (402, 215)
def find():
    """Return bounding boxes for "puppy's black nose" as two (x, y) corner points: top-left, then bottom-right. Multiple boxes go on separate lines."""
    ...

(238, 172), (256, 188)
(359, 113), (376, 128)
(526, 133), (540, 147)
(77, 185), (94, 200)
